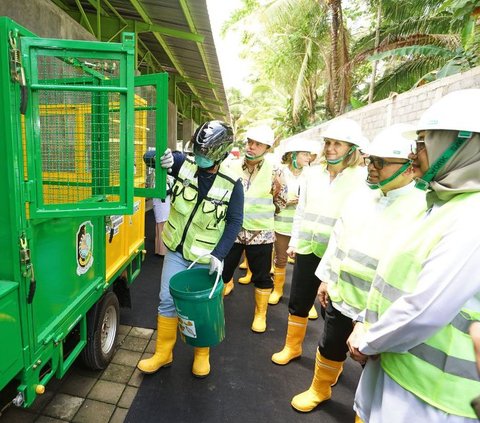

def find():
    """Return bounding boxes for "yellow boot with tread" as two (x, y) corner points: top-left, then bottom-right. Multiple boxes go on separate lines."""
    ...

(238, 265), (252, 284)
(251, 288), (272, 333)
(271, 314), (308, 365)
(291, 350), (344, 412)
(308, 304), (318, 320)
(239, 256), (248, 269)
(268, 266), (286, 305)
(223, 278), (234, 296)
(192, 347), (210, 378)
(137, 315), (178, 373)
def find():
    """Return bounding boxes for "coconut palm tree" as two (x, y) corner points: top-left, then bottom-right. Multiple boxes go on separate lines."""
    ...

(352, 0), (479, 101)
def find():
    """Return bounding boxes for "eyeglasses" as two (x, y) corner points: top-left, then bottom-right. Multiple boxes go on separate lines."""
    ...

(364, 156), (410, 170)
(410, 140), (426, 155)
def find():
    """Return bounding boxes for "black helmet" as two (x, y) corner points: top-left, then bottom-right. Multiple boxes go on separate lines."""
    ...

(192, 120), (234, 163)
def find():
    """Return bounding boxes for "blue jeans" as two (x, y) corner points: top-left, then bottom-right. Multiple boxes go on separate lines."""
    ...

(158, 250), (209, 317)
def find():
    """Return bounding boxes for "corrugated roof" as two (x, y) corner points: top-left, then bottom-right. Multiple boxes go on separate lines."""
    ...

(53, 0), (229, 122)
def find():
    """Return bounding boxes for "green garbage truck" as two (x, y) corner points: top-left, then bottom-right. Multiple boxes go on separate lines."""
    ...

(0, 17), (167, 408)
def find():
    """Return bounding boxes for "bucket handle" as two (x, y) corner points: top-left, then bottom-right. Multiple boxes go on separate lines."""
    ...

(187, 254), (221, 299)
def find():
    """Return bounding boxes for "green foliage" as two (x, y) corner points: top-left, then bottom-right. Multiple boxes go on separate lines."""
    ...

(222, 0), (480, 138)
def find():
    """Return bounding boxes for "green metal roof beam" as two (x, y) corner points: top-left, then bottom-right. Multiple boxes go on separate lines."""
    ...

(177, 76), (217, 90)
(87, 0), (109, 16)
(179, 0), (222, 104)
(74, 0), (95, 36)
(138, 38), (165, 72)
(128, 0), (203, 42)
(66, 11), (204, 43)
(128, 0), (215, 119)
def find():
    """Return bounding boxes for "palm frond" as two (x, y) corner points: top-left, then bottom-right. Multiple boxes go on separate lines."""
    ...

(369, 44), (456, 61)
(372, 55), (452, 100)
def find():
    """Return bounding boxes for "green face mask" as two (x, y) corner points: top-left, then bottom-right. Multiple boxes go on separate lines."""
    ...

(195, 155), (215, 169)
(246, 152), (265, 160)
(366, 160), (412, 190)
(326, 146), (356, 165)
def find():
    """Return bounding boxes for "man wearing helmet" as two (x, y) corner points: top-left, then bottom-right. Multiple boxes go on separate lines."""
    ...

(138, 120), (244, 378)
(289, 124), (426, 413)
(221, 124), (288, 333)
(348, 89), (480, 422)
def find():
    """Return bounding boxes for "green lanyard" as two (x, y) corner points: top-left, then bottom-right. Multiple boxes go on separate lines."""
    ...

(415, 131), (473, 191)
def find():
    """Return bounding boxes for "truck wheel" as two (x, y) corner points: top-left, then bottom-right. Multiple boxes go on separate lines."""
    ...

(81, 291), (120, 370)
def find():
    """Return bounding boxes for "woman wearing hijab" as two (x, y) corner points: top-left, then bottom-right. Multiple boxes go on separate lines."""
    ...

(348, 89), (480, 422)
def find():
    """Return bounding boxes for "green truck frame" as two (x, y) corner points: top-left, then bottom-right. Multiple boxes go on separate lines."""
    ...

(0, 17), (167, 408)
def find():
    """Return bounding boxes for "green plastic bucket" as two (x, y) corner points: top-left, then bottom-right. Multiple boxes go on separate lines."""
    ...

(169, 267), (225, 347)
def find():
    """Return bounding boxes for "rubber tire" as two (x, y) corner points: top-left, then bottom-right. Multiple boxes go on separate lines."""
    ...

(81, 291), (120, 370)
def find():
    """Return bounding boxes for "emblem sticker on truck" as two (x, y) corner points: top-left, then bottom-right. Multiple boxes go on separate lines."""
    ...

(76, 221), (94, 275)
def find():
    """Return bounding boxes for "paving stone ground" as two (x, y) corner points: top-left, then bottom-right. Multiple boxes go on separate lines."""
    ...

(0, 325), (153, 423)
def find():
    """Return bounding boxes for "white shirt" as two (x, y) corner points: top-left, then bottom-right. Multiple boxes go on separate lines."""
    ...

(290, 164), (364, 249)
(355, 195), (480, 423)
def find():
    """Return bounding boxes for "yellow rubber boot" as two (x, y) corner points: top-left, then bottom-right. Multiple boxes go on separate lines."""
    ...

(268, 266), (286, 305)
(251, 288), (272, 333)
(308, 304), (318, 320)
(192, 347), (210, 378)
(138, 315), (178, 373)
(238, 264), (252, 284)
(223, 278), (234, 297)
(291, 350), (344, 412)
(271, 315), (308, 365)
(355, 415), (364, 423)
(239, 256), (248, 270)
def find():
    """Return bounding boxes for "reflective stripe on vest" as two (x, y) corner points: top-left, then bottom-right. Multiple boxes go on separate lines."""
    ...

(231, 159), (275, 231)
(296, 165), (366, 257)
(366, 192), (480, 418)
(162, 159), (237, 263)
(274, 204), (296, 235)
(329, 186), (425, 314)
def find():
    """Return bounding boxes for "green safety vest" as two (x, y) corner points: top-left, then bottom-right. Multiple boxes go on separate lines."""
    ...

(328, 186), (426, 316)
(365, 192), (480, 418)
(297, 165), (366, 257)
(231, 159), (275, 231)
(274, 166), (302, 235)
(162, 159), (237, 263)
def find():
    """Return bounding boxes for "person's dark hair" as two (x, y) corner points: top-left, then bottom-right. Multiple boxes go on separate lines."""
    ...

(281, 152), (293, 165)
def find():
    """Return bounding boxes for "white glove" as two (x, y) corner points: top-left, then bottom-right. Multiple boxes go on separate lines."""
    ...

(160, 148), (174, 169)
(209, 255), (224, 275)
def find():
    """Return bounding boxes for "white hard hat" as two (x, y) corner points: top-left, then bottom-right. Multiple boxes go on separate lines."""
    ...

(283, 137), (322, 154)
(245, 125), (275, 147)
(367, 123), (416, 159)
(321, 118), (368, 148)
(415, 89), (480, 134)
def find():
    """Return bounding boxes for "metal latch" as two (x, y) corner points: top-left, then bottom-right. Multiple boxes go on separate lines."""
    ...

(9, 30), (28, 114)
(20, 235), (36, 304)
